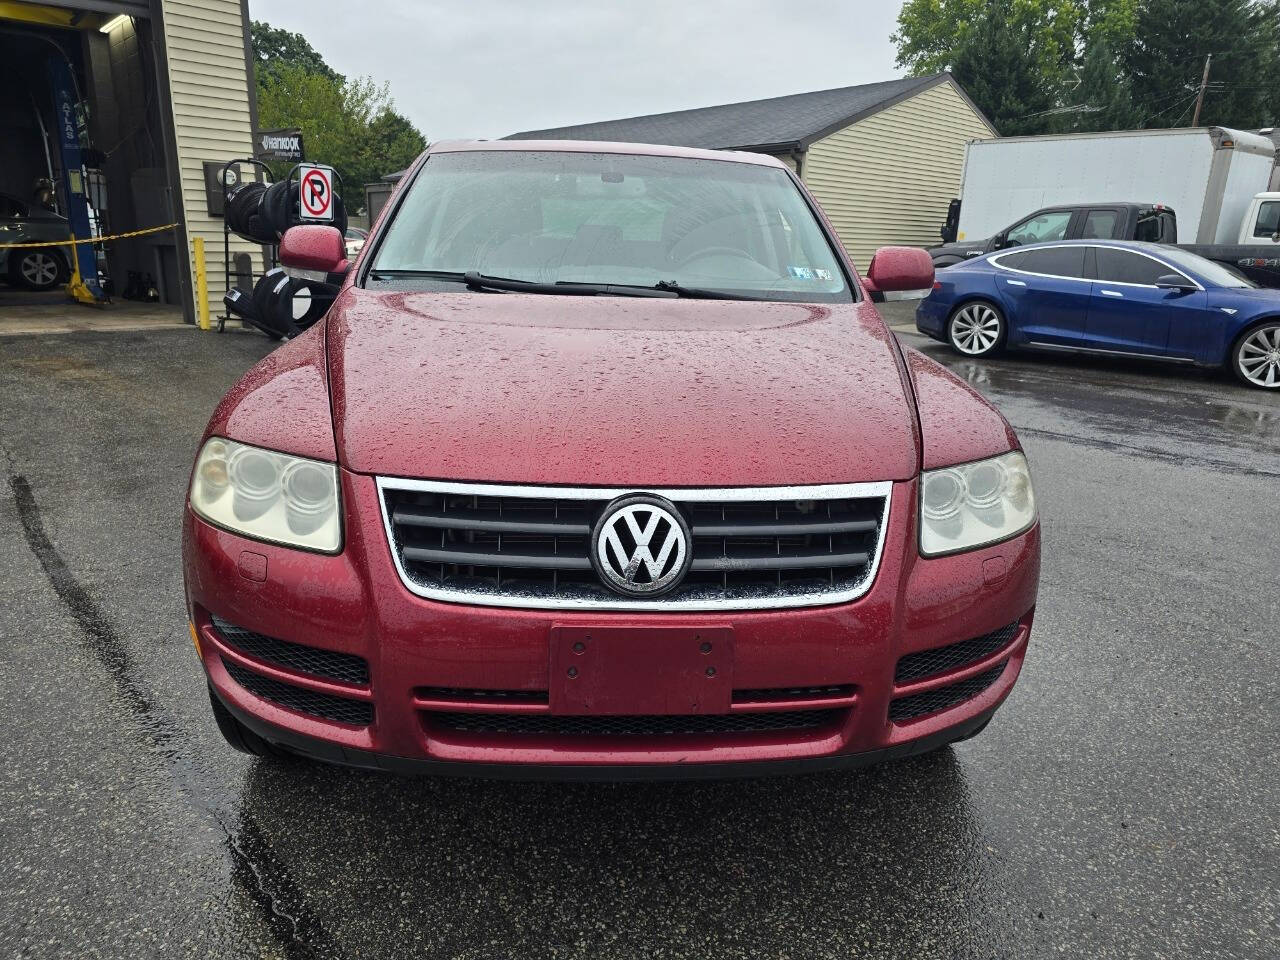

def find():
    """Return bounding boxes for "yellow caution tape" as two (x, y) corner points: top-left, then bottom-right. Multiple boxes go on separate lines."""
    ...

(0, 222), (178, 249)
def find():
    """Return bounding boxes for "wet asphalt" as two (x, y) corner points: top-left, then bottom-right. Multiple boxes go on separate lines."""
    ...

(0, 308), (1276, 959)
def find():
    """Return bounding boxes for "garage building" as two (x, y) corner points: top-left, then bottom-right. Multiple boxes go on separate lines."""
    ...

(506, 73), (998, 270)
(0, 0), (260, 324)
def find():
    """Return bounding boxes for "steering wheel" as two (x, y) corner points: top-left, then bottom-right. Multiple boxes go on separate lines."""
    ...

(675, 245), (755, 268)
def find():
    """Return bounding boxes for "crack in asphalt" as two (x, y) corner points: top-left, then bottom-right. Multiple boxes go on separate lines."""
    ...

(7, 472), (340, 960)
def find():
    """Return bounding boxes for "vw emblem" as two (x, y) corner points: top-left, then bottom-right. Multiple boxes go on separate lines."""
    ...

(591, 494), (692, 598)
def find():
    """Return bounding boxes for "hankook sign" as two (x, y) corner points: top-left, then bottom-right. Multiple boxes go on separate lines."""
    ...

(255, 128), (305, 163)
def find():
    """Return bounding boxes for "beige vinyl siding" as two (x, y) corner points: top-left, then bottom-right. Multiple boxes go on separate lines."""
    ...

(801, 79), (996, 271)
(160, 0), (259, 320)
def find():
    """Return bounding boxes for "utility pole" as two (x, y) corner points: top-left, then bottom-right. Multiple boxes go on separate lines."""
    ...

(1191, 54), (1212, 127)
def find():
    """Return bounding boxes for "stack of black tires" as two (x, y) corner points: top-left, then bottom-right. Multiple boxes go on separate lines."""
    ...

(221, 177), (348, 340)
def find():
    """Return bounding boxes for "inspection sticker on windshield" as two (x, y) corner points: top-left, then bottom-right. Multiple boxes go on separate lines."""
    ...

(787, 266), (832, 280)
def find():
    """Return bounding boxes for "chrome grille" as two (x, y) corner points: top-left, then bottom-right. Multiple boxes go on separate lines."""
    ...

(377, 479), (890, 610)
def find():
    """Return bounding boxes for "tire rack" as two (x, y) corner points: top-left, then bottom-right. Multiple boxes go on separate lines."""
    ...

(217, 157), (276, 333)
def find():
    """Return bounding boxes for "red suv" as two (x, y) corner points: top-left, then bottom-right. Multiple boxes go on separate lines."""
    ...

(184, 141), (1040, 778)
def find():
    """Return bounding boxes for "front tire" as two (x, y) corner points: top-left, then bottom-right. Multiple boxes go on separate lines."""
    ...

(947, 301), (1006, 357)
(208, 683), (290, 760)
(9, 249), (67, 290)
(1231, 321), (1280, 389)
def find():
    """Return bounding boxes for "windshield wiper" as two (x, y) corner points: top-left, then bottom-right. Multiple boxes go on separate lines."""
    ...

(464, 272), (677, 298)
(368, 269), (761, 300)
(653, 280), (762, 301)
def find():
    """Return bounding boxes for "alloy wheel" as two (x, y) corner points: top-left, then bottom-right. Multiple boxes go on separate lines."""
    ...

(20, 252), (60, 288)
(1237, 324), (1280, 388)
(950, 303), (1003, 356)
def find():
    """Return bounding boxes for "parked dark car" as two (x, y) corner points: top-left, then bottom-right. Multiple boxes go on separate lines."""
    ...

(917, 239), (1280, 389)
(929, 203), (1178, 268)
(0, 191), (70, 290)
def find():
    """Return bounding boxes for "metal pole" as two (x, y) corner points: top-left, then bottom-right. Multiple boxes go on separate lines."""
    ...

(1191, 54), (1212, 127)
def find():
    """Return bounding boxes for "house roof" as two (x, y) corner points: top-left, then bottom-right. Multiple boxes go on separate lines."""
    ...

(502, 73), (969, 152)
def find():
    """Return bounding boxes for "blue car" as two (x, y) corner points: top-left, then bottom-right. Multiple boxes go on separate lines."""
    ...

(915, 240), (1280, 390)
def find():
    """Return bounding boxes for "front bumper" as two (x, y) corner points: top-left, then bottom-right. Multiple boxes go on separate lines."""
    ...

(185, 471), (1040, 776)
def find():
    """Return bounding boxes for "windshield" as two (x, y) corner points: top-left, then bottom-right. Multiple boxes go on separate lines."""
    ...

(369, 150), (851, 302)
(1157, 246), (1256, 288)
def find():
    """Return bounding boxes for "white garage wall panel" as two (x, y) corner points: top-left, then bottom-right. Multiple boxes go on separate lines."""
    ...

(802, 79), (996, 272)
(159, 0), (259, 319)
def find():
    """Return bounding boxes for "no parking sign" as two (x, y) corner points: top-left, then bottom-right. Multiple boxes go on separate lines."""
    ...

(298, 164), (335, 221)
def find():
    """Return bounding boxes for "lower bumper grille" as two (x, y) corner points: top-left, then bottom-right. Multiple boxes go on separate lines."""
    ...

(211, 616), (369, 686)
(895, 621), (1020, 684)
(223, 658), (374, 726)
(889, 662), (1007, 723)
(427, 709), (840, 737)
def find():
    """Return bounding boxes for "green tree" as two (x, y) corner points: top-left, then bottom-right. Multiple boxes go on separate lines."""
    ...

(250, 21), (340, 82)
(893, 0), (1086, 133)
(1124, 0), (1280, 129)
(250, 22), (427, 212)
(256, 66), (426, 208)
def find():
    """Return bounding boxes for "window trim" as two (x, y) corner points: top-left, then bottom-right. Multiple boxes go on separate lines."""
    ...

(988, 244), (1092, 284)
(1089, 244), (1203, 291)
(989, 243), (1203, 291)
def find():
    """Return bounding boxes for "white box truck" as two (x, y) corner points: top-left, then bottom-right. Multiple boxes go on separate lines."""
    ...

(930, 126), (1278, 285)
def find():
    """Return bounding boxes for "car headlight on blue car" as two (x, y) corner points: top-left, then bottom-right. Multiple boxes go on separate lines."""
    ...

(189, 438), (341, 553)
(920, 451), (1036, 556)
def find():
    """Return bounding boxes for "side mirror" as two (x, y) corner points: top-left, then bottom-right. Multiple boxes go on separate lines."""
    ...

(1155, 274), (1195, 293)
(863, 246), (935, 302)
(279, 225), (350, 280)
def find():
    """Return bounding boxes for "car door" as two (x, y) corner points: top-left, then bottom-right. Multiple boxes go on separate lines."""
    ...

(1084, 246), (1206, 358)
(990, 245), (1093, 345)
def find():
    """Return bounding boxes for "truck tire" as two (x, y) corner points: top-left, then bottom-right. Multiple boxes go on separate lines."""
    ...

(947, 301), (1006, 357)
(1230, 320), (1280, 389)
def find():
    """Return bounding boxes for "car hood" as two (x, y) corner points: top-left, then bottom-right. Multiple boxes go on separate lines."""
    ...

(326, 290), (920, 486)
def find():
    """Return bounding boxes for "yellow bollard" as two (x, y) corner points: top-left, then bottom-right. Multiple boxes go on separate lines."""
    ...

(193, 235), (210, 330)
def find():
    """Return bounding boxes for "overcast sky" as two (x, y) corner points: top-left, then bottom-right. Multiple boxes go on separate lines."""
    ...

(248, 0), (910, 140)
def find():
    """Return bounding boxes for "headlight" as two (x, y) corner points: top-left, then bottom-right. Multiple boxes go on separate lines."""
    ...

(919, 451), (1035, 556)
(189, 438), (341, 552)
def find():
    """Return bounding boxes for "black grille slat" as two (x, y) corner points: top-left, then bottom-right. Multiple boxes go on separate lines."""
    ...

(392, 507), (590, 536)
(211, 616), (369, 686)
(694, 518), (877, 537)
(383, 487), (885, 605)
(222, 658), (374, 726)
(428, 710), (840, 736)
(895, 622), (1020, 685)
(690, 550), (870, 572)
(402, 545), (593, 570)
(889, 662), (1007, 723)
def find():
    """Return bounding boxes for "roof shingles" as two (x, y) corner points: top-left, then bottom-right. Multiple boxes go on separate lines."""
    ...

(503, 74), (949, 151)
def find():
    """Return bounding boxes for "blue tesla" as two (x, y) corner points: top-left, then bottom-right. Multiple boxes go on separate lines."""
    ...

(915, 240), (1280, 390)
